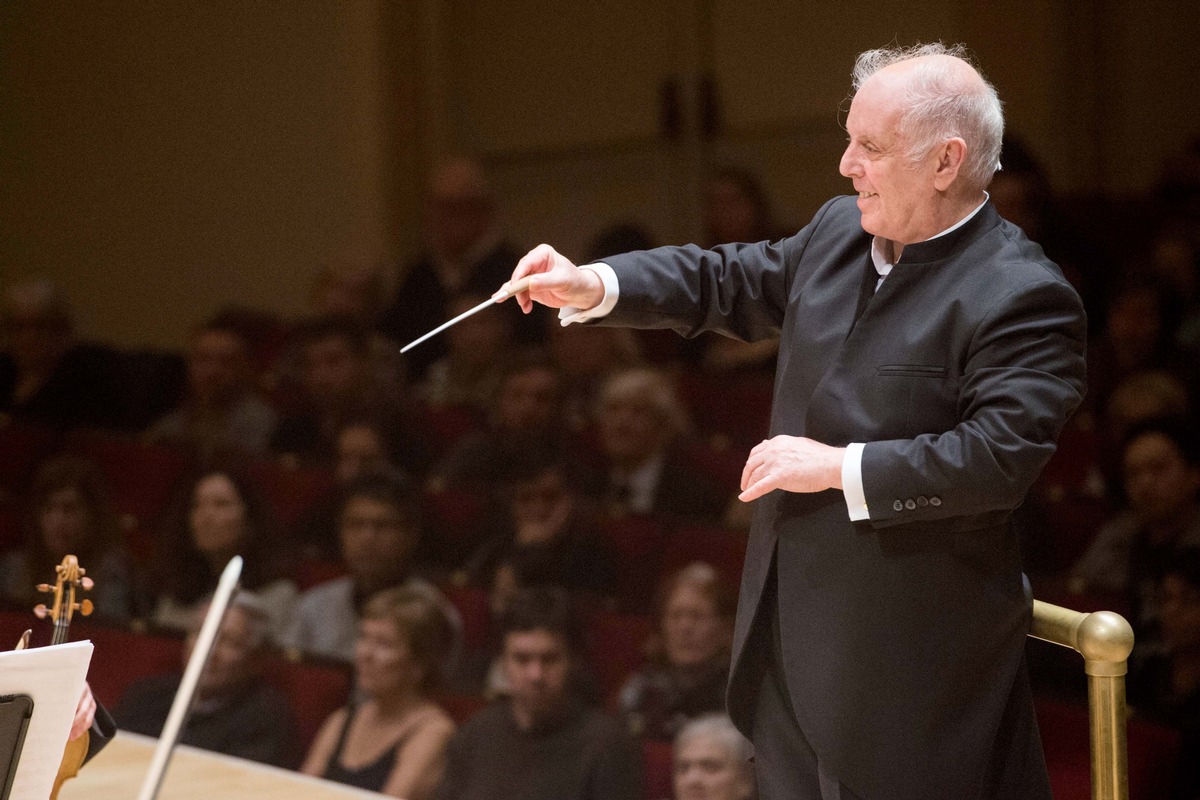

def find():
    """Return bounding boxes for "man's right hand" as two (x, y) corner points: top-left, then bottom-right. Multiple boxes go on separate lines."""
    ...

(505, 244), (605, 314)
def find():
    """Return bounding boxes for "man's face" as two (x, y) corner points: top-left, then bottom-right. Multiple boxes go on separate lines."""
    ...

(301, 335), (365, 408)
(674, 736), (753, 800)
(600, 391), (668, 465)
(336, 425), (388, 484)
(839, 71), (941, 244)
(188, 330), (249, 405)
(1123, 433), (1200, 527)
(502, 629), (571, 721)
(663, 584), (726, 668)
(185, 605), (261, 699)
(40, 487), (90, 556)
(497, 368), (560, 431)
(339, 495), (417, 587)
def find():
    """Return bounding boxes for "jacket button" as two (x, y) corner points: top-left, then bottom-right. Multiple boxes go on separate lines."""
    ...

(930, 496), (942, 507)
(904, 499), (917, 510)
(893, 500), (904, 512)
(917, 496), (929, 507)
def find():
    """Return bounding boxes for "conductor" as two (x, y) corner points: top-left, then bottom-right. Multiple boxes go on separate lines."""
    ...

(504, 42), (1086, 800)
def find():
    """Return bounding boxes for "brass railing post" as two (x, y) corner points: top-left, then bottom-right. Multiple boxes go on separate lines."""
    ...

(1029, 600), (1135, 800)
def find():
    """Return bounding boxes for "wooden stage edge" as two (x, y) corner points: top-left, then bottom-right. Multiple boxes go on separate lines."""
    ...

(59, 731), (381, 800)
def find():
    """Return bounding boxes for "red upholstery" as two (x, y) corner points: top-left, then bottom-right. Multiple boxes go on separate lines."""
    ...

(678, 372), (774, 448)
(643, 739), (675, 800)
(436, 692), (489, 725)
(421, 405), (483, 457)
(264, 655), (352, 755)
(0, 421), (59, 493)
(248, 460), (336, 528)
(442, 583), (491, 654)
(63, 431), (188, 527)
(586, 610), (654, 699)
(599, 515), (668, 611)
(661, 526), (747, 591)
(72, 622), (185, 709)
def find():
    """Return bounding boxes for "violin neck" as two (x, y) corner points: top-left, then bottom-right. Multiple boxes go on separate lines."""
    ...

(51, 619), (70, 646)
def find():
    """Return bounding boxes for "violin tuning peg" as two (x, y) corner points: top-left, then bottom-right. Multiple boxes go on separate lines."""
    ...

(33, 604), (48, 619)
(35, 584), (50, 593)
(79, 599), (94, 616)
(80, 577), (94, 591)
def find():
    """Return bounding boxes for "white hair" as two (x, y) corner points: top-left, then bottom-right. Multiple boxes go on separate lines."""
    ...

(675, 713), (755, 767)
(851, 42), (1004, 189)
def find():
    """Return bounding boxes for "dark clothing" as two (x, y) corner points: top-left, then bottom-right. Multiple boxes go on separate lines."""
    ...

(436, 700), (641, 800)
(84, 701), (118, 764)
(322, 704), (399, 793)
(619, 659), (728, 741)
(0, 345), (127, 430)
(597, 444), (730, 523)
(113, 674), (299, 768)
(600, 197), (1087, 799)
(381, 242), (547, 380)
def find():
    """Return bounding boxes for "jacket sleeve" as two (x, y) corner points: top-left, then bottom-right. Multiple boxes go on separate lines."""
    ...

(861, 276), (1087, 529)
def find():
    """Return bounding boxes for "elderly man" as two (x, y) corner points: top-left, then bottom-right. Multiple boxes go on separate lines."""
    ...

(504, 43), (1086, 800)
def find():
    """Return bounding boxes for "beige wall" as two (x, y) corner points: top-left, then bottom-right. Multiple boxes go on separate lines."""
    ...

(2, 2), (1197, 349)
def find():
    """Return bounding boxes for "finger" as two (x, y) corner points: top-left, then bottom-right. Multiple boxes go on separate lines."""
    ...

(739, 473), (777, 503)
(509, 245), (557, 311)
(740, 452), (764, 492)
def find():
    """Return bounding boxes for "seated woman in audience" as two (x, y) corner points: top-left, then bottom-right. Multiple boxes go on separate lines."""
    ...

(0, 454), (133, 620)
(150, 462), (296, 638)
(620, 562), (734, 740)
(302, 586), (456, 799)
(671, 714), (755, 800)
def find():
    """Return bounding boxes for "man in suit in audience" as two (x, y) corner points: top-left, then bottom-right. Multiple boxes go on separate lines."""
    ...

(502, 43), (1086, 800)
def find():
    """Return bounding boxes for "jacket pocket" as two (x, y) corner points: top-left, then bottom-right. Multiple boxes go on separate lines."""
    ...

(876, 364), (948, 378)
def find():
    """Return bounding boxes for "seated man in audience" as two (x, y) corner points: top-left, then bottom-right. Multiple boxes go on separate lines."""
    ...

(1072, 417), (1200, 658)
(595, 367), (728, 523)
(145, 315), (278, 457)
(282, 470), (460, 664)
(437, 587), (640, 800)
(114, 592), (299, 767)
(672, 714), (755, 800)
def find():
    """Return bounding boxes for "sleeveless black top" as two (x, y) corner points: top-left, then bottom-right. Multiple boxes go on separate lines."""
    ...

(322, 705), (404, 792)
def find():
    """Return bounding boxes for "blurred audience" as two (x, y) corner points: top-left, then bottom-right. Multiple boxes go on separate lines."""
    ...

(282, 471), (460, 665)
(0, 278), (125, 429)
(303, 586), (456, 799)
(150, 463), (296, 637)
(381, 157), (543, 379)
(1071, 418), (1200, 658)
(436, 587), (641, 800)
(0, 455), (133, 620)
(145, 316), (278, 458)
(671, 714), (755, 800)
(620, 563), (734, 740)
(115, 592), (299, 767)
(419, 292), (514, 415)
(595, 368), (727, 523)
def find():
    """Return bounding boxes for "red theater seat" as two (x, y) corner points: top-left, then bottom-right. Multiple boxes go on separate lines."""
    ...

(661, 526), (747, 590)
(249, 460), (336, 528)
(643, 739), (675, 800)
(64, 431), (188, 528)
(586, 610), (654, 700)
(265, 654), (352, 755)
(599, 515), (668, 611)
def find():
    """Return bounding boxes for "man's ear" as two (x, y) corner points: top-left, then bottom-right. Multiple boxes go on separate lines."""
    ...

(933, 138), (967, 191)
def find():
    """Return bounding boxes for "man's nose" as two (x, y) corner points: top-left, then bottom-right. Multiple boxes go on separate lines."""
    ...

(839, 145), (859, 178)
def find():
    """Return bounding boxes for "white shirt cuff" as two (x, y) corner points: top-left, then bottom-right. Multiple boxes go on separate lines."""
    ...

(842, 442), (869, 521)
(558, 262), (619, 326)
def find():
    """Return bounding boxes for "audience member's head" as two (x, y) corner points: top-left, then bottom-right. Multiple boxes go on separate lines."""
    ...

(499, 587), (582, 728)
(425, 157), (497, 264)
(24, 455), (121, 566)
(598, 367), (688, 469)
(702, 165), (778, 247)
(1, 278), (74, 373)
(656, 563), (735, 670)
(445, 292), (514, 370)
(509, 459), (579, 548)
(1104, 281), (1171, 369)
(184, 319), (257, 409)
(337, 470), (423, 592)
(356, 586), (455, 698)
(1105, 371), (1192, 446)
(491, 352), (564, 433)
(293, 316), (372, 411)
(308, 259), (387, 324)
(334, 418), (397, 485)
(1121, 418), (1200, 532)
(673, 714), (755, 800)
(1158, 548), (1200, 659)
(185, 591), (274, 702)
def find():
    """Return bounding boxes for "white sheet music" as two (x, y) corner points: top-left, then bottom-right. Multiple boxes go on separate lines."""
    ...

(0, 640), (93, 800)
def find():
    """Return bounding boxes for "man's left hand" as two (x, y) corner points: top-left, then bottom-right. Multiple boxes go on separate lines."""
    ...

(739, 436), (845, 502)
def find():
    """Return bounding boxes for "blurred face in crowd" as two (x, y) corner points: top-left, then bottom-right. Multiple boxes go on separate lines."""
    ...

(355, 617), (424, 700)
(674, 735), (754, 800)
(336, 425), (389, 484)
(186, 604), (264, 701)
(512, 468), (573, 546)
(503, 628), (571, 725)
(190, 473), (247, 556)
(497, 367), (560, 431)
(1123, 433), (1200, 531)
(1160, 573), (1200, 656)
(1106, 288), (1163, 364)
(426, 161), (494, 263)
(188, 329), (250, 406)
(302, 334), (366, 408)
(703, 176), (760, 245)
(663, 583), (727, 668)
(311, 265), (381, 321)
(339, 496), (417, 589)
(39, 487), (91, 556)
(601, 389), (670, 467)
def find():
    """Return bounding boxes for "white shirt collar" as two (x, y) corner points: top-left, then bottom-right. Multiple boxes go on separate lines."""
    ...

(869, 192), (989, 280)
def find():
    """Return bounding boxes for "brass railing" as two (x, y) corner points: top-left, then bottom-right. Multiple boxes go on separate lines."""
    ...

(1029, 600), (1135, 800)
